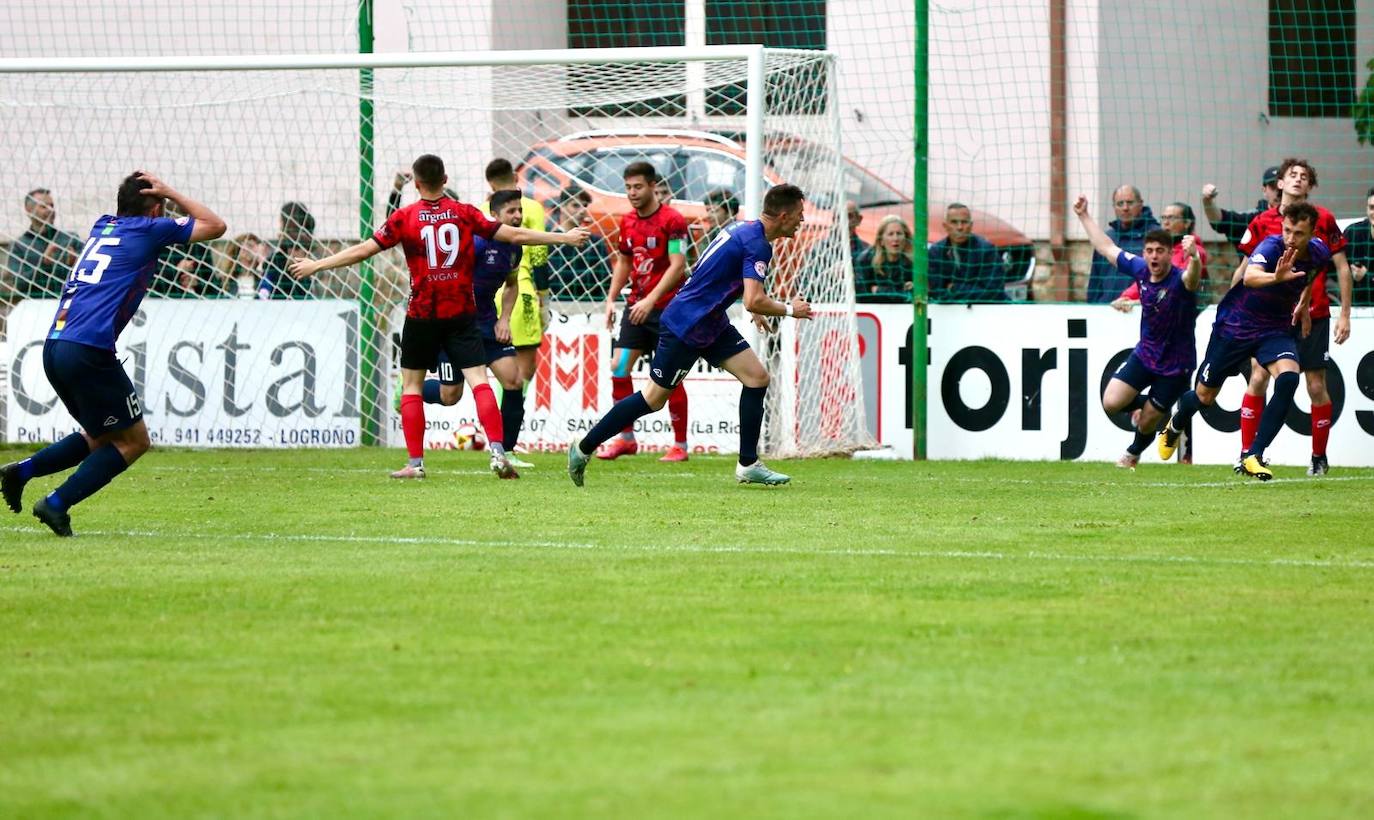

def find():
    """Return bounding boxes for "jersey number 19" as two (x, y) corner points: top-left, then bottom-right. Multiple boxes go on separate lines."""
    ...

(420, 223), (461, 269)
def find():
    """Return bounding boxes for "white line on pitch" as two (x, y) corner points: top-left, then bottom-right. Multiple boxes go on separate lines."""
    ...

(2, 525), (1371, 571)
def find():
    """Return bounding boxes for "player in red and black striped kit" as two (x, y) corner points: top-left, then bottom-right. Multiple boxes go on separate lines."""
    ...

(1232, 158), (1353, 476)
(597, 161), (692, 462)
(290, 154), (588, 480)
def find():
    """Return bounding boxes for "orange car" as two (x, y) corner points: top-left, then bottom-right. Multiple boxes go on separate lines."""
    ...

(517, 129), (1035, 290)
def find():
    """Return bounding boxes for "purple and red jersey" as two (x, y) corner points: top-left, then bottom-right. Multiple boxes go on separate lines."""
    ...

(617, 204), (688, 310)
(663, 220), (771, 348)
(373, 196), (500, 320)
(1216, 235), (1332, 342)
(1116, 251), (1197, 376)
(1239, 204), (1345, 320)
(49, 214), (195, 351)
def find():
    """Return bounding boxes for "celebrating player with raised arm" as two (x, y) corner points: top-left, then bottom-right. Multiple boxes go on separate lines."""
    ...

(289, 154), (588, 480)
(1, 172), (226, 536)
(598, 161), (692, 463)
(1158, 202), (1329, 481)
(1075, 195), (1201, 467)
(569, 184), (813, 487)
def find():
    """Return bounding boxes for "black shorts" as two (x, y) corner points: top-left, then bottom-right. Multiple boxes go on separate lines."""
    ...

(400, 316), (484, 373)
(614, 305), (665, 352)
(433, 339), (516, 385)
(1197, 330), (1298, 389)
(1298, 317), (1330, 371)
(648, 326), (750, 389)
(42, 339), (142, 437)
(1111, 352), (1191, 412)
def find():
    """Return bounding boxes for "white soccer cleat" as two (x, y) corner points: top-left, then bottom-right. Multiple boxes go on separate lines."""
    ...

(506, 454), (535, 470)
(567, 440), (590, 487)
(390, 464), (425, 480)
(1116, 452), (1139, 469)
(490, 452), (519, 480)
(735, 460), (790, 486)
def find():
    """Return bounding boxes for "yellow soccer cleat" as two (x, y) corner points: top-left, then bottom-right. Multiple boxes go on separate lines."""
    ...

(1156, 422), (1182, 461)
(1239, 455), (1273, 481)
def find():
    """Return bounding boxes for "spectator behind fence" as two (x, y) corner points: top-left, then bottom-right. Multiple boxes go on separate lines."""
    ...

(1086, 184), (1159, 303)
(152, 199), (213, 297)
(654, 178), (674, 208)
(928, 202), (1009, 303)
(1343, 186), (1374, 306)
(1201, 165), (1280, 251)
(692, 188), (739, 262)
(1113, 202), (1211, 310)
(546, 187), (607, 302)
(217, 232), (266, 298)
(846, 200), (870, 272)
(855, 214), (913, 303)
(257, 202), (317, 299)
(6, 187), (82, 300)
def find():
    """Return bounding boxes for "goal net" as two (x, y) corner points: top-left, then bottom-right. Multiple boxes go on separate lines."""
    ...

(0, 47), (875, 457)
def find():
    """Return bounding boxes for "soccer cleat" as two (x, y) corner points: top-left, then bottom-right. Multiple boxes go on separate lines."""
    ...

(567, 440), (590, 487)
(735, 460), (791, 486)
(595, 437), (638, 460)
(32, 497), (72, 537)
(1233, 455), (1246, 475)
(1307, 454), (1329, 477)
(390, 464), (426, 480)
(1, 461), (27, 513)
(506, 454), (535, 470)
(1156, 422), (1182, 461)
(1115, 452), (1139, 469)
(658, 445), (689, 463)
(1239, 454), (1273, 482)
(490, 453), (519, 480)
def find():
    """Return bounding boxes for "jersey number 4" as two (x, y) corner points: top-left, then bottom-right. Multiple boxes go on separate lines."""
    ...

(71, 237), (122, 285)
(419, 223), (461, 269)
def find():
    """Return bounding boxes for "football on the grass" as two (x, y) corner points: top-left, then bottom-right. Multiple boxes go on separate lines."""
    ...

(453, 423), (487, 451)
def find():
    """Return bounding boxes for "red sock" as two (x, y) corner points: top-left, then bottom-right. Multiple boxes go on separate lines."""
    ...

(472, 383), (504, 447)
(1240, 392), (1264, 454)
(612, 375), (634, 435)
(1311, 402), (1332, 457)
(669, 384), (689, 446)
(400, 393), (425, 459)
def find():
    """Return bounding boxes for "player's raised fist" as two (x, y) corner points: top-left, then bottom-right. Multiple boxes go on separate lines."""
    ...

(1201, 183), (1219, 202)
(791, 297), (813, 320)
(392, 170), (412, 191)
(561, 226), (591, 247)
(287, 257), (317, 280)
(1072, 195), (1088, 216)
(1181, 235), (1198, 257)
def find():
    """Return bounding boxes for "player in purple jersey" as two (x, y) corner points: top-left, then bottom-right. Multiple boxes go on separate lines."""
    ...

(1, 172), (225, 535)
(1158, 202), (1330, 480)
(1075, 196), (1201, 468)
(414, 189), (530, 459)
(567, 184), (814, 487)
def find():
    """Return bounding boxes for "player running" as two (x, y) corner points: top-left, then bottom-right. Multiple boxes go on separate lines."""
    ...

(1075, 195), (1201, 468)
(1232, 158), (1352, 475)
(0, 171), (226, 536)
(597, 161), (693, 463)
(289, 154), (587, 480)
(413, 190), (531, 461)
(1158, 202), (1329, 480)
(569, 184), (813, 487)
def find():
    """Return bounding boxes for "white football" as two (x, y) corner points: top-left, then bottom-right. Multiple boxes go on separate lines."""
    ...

(453, 422), (487, 451)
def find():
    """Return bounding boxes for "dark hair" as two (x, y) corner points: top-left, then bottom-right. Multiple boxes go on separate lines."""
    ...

(412, 154), (446, 189)
(280, 201), (315, 238)
(623, 161), (659, 184)
(489, 188), (523, 213)
(1143, 229), (1174, 248)
(762, 184), (805, 217)
(561, 186), (592, 208)
(484, 158), (515, 183)
(1278, 157), (1318, 188)
(116, 172), (161, 216)
(24, 187), (51, 207)
(1284, 201), (1319, 227)
(705, 187), (739, 216)
(1366, 186), (1374, 198)
(1167, 202), (1195, 229)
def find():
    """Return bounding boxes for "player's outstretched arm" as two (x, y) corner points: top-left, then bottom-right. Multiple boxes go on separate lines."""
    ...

(1180, 235), (1203, 292)
(1243, 246), (1301, 289)
(135, 171), (226, 242)
(495, 224), (590, 248)
(1072, 195), (1122, 263)
(743, 278), (811, 320)
(288, 239), (382, 280)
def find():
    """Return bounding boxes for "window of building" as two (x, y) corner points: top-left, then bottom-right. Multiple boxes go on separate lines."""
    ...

(1268, 0), (1356, 118)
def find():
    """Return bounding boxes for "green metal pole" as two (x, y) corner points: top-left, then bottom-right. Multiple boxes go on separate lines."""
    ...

(358, 0), (379, 445)
(911, 0), (929, 460)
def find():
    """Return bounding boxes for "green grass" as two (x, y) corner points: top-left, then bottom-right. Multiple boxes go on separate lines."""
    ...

(2, 448), (1372, 818)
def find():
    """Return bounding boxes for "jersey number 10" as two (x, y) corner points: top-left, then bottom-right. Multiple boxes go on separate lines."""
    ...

(419, 223), (461, 269)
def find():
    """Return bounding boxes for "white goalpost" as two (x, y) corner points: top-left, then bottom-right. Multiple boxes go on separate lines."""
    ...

(0, 46), (875, 457)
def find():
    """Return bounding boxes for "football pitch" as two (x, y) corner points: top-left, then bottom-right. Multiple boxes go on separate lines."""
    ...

(2, 447), (1372, 818)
